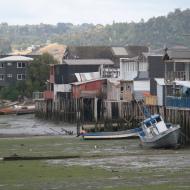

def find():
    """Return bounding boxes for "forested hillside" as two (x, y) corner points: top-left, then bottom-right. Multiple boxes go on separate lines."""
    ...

(0, 9), (190, 53)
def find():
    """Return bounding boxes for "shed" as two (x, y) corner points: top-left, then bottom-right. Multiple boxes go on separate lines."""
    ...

(71, 79), (106, 99)
(107, 79), (121, 101)
(133, 80), (150, 100)
(154, 78), (166, 106)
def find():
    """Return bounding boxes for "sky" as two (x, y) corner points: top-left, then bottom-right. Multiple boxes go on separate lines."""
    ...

(0, 0), (190, 25)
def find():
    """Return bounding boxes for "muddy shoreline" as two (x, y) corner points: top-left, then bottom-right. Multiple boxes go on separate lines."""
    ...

(0, 136), (190, 190)
(0, 114), (76, 138)
(0, 115), (190, 189)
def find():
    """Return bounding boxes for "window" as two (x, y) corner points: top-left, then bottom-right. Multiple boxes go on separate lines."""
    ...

(0, 74), (4, 80)
(7, 62), (12, 66)
(17, 74), (26, 80)
(17, 62), (26, 68)
(7, 74), (12, 78)
(156, 116), (162, 123)
(0, 63), (4, 68)
(145, 121), (151, 127)
(139, 62), (148, 71)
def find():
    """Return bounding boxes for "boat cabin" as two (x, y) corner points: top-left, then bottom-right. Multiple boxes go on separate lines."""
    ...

(142, 115), (168, 136)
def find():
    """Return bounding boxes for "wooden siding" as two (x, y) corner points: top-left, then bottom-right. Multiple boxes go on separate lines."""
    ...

(145, 95), (158, 105)
(107, 80), (120, 101)
(72, 80), (105, 98)
(43, 91), (54, 100)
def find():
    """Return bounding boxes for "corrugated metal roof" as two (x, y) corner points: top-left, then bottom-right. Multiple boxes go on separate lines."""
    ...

(175, 80), (190, 88)
(63, 59), (114, 65)
(71, 78), (106, 86)
(168, 49), (190, 59)
(75, 72), (100, 82)
(143, 52), (163, 57)
(155, 78), (165, 86)
(0, 55), (33, 62)
(111, 47), (128, 56)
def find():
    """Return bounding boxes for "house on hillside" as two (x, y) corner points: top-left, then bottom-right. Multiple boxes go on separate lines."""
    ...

(63, 45), (148, 68)
(163, 48), (190, 109)
(0, 55), (33, 87)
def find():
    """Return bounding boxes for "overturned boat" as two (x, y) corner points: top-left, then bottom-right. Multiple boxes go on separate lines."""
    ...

(138, 114), (180, 148)
(81, 128), (142, 140)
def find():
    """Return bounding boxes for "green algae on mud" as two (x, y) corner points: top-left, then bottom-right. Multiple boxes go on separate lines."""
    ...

(0, 160), (114, 190)
(0, 136), (190, 190)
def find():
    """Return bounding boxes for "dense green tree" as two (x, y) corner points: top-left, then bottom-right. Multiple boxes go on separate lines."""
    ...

(26, 53), (58, 97)
(0, 38), (12, 54)
(0, 9), (190, 50)
(0, 85), (19, 101)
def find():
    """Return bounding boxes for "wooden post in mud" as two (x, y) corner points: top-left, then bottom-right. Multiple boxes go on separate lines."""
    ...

(76, 98), (80, 136)
(118, 101), (122, 118)
(94, 97), (98, 122)
(34, 97), (190, 145)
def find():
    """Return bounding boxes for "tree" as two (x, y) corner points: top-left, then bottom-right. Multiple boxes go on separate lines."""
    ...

(0, 38), (12, 54)
(0, 85), (19, 101)
(26, 53), (58, 97)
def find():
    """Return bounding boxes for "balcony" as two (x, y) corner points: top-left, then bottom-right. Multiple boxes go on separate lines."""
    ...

(166, 96), (190, 109)
(165, 71), (188, 83)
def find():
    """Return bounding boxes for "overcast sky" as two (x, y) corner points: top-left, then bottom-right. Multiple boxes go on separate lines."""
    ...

(0, 0), (190, 25)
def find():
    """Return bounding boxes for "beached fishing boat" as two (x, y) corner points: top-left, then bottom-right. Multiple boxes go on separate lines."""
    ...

(81, 128), (142, 140)
(138, 114), (180, 148)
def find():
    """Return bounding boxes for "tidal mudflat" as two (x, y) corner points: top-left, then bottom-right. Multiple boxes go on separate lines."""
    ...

(0, 136), (190, 190)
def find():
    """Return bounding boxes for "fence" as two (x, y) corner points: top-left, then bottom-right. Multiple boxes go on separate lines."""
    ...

(166, 96), (190, 109)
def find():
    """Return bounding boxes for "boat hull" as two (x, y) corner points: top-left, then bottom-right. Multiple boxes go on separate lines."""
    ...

(139, 125), (180, 148)
(82, 128), (141, 140)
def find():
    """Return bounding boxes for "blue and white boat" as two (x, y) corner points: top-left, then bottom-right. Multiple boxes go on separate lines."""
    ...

(138, 114), (180, 148)
(81, 128), (142, 140)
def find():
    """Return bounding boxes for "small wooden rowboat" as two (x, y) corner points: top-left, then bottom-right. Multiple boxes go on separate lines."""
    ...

(81, 128), (142, 140)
